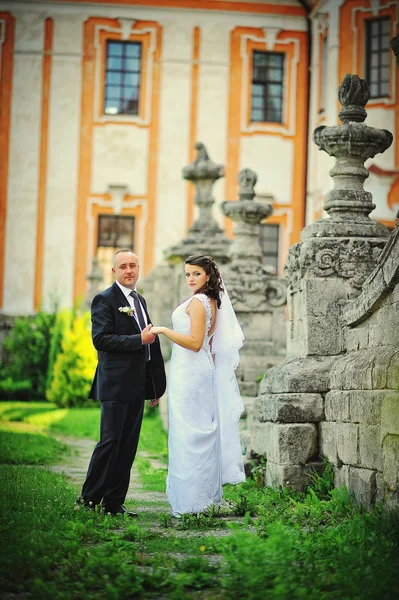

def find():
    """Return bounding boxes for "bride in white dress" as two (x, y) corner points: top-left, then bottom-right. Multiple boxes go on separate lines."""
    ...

(150, 254), (245, 516)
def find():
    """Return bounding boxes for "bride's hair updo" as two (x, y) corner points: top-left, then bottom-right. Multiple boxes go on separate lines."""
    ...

(184, 254), (224, 308)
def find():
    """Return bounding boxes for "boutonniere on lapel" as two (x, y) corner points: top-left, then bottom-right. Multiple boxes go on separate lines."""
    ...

(118, 306), (136, 317)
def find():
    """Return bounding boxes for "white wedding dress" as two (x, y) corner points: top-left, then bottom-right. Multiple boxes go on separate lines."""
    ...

(166, 293), (245, 516)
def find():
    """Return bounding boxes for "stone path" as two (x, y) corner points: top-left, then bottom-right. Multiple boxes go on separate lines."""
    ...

(50, 435), (168, 507)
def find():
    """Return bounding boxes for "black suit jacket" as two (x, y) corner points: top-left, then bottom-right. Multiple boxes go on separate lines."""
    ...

(88, 283), (166, 402)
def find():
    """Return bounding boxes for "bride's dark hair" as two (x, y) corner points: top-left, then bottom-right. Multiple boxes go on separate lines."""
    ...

(184, 254), (224, 308)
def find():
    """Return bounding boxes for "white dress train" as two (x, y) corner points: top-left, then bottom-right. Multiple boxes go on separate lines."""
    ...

(166, 293), (245, 516)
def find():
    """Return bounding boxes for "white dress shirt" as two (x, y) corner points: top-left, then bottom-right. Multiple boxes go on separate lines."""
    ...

(115, 280), (149, 329)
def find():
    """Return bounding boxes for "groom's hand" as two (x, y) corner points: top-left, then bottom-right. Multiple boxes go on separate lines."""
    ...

(148, 398), (159, 407)
(141, 324), (156, 345)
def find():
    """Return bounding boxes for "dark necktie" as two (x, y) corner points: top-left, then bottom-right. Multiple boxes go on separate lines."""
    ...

(129, 291), (150, 361)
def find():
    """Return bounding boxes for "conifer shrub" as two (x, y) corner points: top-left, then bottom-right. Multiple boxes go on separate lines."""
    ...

(45, 309), (73, 397)
(46, 313), (97, 407)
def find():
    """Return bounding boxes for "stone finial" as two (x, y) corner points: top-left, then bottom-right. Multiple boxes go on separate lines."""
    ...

(391, 34), (399, 66)
(338, 74), (369, 123)
(85, 257), (103, 309)
(167, 142), (230, 263)
(221, 168), (273, 226)
(238, 168), (257, 200)
(312, 74), (392, 229)
(183, 142), (224, 182)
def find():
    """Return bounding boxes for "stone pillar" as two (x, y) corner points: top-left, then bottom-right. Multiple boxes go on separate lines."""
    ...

(252, 75), (392, 491)
(142, 142), (231, 357)
(221, 169), (287, 398)
(168, 142), (231, 267)
(85, 258), (104, 310)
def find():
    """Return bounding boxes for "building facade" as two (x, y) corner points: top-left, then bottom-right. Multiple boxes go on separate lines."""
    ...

(0, 0), (397, 314)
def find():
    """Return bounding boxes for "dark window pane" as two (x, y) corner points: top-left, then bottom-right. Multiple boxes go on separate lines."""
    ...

(370, 53), (379, 68)
(124, 72), (140, 88)
(381, 66), (390, 81)
(268, 83), (282, 97)
(252, 96), (264, 109)
(104, 41), (142, 115)
(123, 87), (139, 102)
(254, 53), (268, 66)
(98, 215), (135, 248)
(251, 109), (264, 121)
(252, 83), (263, 96)
(371, 83), (379, 96)
(125, 43), (141, 58)
(370, 66), (379, 83)
(267, 54), (283, 68)
(371, 37), (379, 51)
(370, 21), (379, 36)
(107, 42), (123, 57)
(251, 51), (284, 123)
(382, 35), (390, 48)
(259, 224), (279, 272)
(125, 57), (140, 72)
(253, 66), (266, 80)
(267, 68), (283, 82)
(365, 18), (391, 98)
(107, 56), (122, 70)
(105, 85), (121, 100)
(106, 71), (122, 86)
(267, 111), (280, 122)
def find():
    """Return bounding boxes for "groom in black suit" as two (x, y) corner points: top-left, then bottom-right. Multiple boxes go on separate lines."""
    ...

(78, 249), (166, 516)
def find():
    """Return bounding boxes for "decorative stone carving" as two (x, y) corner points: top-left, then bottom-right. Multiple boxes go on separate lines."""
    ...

(221, 167), (285, 311)
(285, 238), (386, 293)
(221, 167), (287, 400)
(391, 34), (399, 67)
(168, 142), (230, 263)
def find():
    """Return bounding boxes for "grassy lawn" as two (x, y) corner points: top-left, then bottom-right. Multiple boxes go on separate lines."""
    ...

(1, 401), (399, 599)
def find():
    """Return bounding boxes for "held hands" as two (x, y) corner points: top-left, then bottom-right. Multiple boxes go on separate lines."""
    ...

(141, 324), (156, 345)
(149, 326), (164, 335)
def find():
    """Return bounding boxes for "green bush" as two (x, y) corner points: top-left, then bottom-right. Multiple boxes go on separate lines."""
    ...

(0, 378), (32, 400)
(46, 313), (97, 408)
(45, 309), (73, 397)
(0, 312), (56, 400)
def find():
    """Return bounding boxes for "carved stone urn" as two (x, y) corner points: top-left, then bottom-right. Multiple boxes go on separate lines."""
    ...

(307, 74), (392, 239)
(168, 142), (231, 264)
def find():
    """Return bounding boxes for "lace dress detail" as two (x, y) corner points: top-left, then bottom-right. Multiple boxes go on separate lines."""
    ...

(166, 294), (222, 516)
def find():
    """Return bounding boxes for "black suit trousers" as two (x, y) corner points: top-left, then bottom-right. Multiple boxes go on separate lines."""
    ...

(81, 393), (144, 509)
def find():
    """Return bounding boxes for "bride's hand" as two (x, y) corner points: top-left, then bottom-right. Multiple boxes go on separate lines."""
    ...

(150, 326), (165, 335)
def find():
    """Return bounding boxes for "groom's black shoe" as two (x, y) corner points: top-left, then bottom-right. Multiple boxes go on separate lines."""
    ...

(102, 504), (138, 518)
(76, 496), (98, 511)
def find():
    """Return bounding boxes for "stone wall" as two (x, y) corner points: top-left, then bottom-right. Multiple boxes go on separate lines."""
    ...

(321, 225), (399, 507)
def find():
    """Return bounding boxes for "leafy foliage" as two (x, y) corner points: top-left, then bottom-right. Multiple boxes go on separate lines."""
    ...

(46, 314), (97, 408)
(0, 312), (56, 399)
(46, 309), (73, 397)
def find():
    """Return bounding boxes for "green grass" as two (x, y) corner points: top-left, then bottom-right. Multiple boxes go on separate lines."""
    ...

(1, 401), (399, 599)
(0, 427), (70, 465)
(0, 401), (167, 451)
